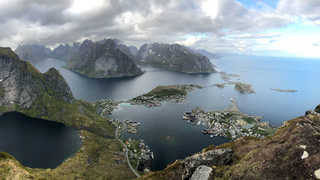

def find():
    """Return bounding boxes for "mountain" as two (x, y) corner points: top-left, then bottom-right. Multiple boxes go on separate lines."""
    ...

(15, 44), (52, 63)
(136, 43), (216, 73)
(0, 52), (73, 109)
(100, 39), (139, 61)
(0, 47), (135, 179)
(0, 47), (114, 136)
(51, 43), (80, 61)
(66, 39), (143, 78)
(15, 43), (81, 64)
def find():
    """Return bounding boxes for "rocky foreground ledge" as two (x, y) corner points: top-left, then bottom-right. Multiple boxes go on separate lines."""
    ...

(139, 106), (320, 180)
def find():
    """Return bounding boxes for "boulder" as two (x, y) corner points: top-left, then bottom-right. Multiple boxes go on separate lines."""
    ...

(181, 148), (232, 179)
(190, 165), (212, 180)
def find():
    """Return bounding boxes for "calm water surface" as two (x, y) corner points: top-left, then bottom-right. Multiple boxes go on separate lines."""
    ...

(33, 55), (320, 170)
(0, 112), (81, 168)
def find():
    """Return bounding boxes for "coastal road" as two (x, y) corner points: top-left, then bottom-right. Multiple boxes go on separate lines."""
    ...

(115, 126), (141, 178)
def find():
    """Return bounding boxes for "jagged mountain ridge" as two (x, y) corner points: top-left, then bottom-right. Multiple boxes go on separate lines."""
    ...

(136, 43), (216, 73)
(66, 39), (143, 78)
(0, 47), (73, 109)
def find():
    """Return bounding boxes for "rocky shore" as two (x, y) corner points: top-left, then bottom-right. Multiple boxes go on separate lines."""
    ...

(214, 72), (255, 94)
(183, 98), (274, 139)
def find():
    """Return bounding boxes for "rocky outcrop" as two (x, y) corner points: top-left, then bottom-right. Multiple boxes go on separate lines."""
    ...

(139, 105), (320, 180)
(15, 44), (52, 63)
(113, 40), (139, 60)
(136, 43), (216, 73)
(51, 43), (80, 61)
(190, 165), (212, 180)
(181, 149), (232, 179)
(66, 39), (143, 78)
(0, 47), (73, 109)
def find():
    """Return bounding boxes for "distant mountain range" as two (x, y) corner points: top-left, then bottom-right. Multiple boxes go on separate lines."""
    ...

(15, 43), (80, 63)
(15, 39), (217, 78)
(136, 43), (216, 73)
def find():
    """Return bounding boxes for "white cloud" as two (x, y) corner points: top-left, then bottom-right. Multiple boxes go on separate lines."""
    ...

(0, 0), (319, 57)
(176, 35), (205, 46)
(67, 0), (106, 14)
(201, 0), (219, 19)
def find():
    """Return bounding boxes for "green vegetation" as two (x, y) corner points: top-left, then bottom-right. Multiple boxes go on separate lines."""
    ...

(0, 47), (19, 60)
(144, 85), (202, 98)
(17, 94), (114, 138)
(144, 86), (187, 98)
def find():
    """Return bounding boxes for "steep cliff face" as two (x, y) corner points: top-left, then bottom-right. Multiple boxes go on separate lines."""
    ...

(0, 47), (73, 109)
(15, 44), (52, 63)
(140, 108), (320, 180)
(136, 43), (216, 73)
(51, 43), (80, 61)
(67, 39), (143, 78)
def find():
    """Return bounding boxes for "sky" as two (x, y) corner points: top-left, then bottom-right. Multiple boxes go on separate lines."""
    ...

(0, 0), (320, 58)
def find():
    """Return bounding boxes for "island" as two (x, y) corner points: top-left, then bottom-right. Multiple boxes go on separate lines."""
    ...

(129, 84), (203, 107)
(214, 72), (255, 94)
(234, 82), (255, 94)
(183, 98), (274, 139)
(271, 88), (298, 93)
(66, 39), (143, 79)
(136, 43), (216, 74)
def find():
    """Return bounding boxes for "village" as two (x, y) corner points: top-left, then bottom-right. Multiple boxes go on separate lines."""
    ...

(183, 99), (274, 139)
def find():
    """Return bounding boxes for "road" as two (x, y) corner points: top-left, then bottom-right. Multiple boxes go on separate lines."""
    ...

(115, 126), (141, 178)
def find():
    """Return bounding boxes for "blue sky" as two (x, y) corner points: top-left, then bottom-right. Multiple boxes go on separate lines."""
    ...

(0, 0), (319, 58)
(188, 0), (320, 58)
(238, 0), (278, 8)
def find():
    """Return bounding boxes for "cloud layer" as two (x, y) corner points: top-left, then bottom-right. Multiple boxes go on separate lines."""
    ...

(0, 0), (319, 57)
